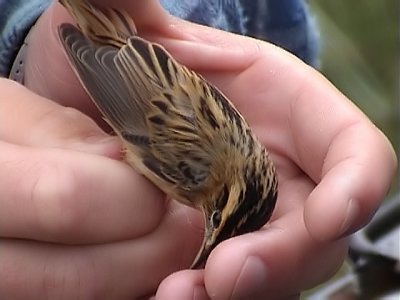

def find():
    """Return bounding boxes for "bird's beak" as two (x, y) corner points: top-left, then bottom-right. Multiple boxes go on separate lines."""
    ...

(190, 213), (216, 269)
(190, 234), (211, 269)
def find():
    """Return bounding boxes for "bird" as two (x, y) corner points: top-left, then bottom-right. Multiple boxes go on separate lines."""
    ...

(57, 0), (278, 269)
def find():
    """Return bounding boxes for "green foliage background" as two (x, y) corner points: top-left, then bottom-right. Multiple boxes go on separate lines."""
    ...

(310, 0), (398, 152)
(303, 0), (398, 296)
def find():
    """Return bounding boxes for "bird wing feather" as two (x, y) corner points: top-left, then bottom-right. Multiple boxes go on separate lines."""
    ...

(58, 24), (220, 200)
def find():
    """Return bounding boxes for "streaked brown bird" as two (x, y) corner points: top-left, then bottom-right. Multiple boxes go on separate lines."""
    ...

(58, 0), (278, 269)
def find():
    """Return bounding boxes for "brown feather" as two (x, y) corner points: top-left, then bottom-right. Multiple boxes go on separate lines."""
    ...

(58, 0), (278, 269)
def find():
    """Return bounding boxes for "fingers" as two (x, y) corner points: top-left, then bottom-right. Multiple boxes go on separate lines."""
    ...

(0, 79), (119, 156)
(156, 178), (349, 299)
(286, 72), (398, 241)
(156, 271), (209, 300)
(0, 140), (165, 243)
(0, 80), (165, 243)
(154, 16), (297, 73)
(304, 123), (398, 241)
(157, 216), (347, 299)
(0, 203), (203, 299)
(93, 0), (168, 30)
(204, 226), (346, 299)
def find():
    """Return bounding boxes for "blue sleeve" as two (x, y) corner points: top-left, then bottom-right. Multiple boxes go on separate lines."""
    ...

(160, 0), (246, 35)
(240, 0), (320, 67)
(0, 0), (319, 78)
(0, 0), (53, 77)
(160, 0), (320, 67)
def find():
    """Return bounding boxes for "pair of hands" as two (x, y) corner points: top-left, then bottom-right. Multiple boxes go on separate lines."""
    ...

(0, 0), (397, 299)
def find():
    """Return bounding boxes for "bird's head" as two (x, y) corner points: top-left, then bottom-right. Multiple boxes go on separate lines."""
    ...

(190, 162), (278, 269)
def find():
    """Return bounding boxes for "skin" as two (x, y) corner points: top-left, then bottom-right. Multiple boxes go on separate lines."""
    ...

(0, 1), (397, 299)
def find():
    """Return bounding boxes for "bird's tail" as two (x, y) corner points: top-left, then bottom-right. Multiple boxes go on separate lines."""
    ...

(59, 0), (136, 47)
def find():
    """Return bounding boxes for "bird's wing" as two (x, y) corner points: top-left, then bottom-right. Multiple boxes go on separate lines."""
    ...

(58, 23), (221, 194)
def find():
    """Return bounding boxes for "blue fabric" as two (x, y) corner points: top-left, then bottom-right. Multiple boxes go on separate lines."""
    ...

(160, 0), (245, 34)
(0, 0), (319, 77)
(0, 0), (53, 76)
(240, 0), (320, 66)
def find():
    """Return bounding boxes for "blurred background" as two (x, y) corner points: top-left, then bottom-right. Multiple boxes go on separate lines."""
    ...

(305, 1), (399, 298)
(310, 0), (398, 179)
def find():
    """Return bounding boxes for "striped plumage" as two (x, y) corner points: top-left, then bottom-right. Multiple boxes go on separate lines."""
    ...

(58, 0), (278, 268)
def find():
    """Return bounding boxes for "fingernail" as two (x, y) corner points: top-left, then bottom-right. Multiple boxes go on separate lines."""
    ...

(232, 256), (268, 298)
(193, 286), (210, 300)
(339, 198), (359, 237)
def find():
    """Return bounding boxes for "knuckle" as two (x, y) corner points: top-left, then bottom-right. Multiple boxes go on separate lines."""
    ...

(31, 163), (90, 241)
(41, 257), (95, 299)
(30, 106), (97, 144)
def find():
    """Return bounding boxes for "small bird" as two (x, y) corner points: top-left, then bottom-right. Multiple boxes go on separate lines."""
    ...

(58, 0), (278, 269)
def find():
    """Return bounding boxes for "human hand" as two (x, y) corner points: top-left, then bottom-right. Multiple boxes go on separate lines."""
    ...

(3, 0), (397, 299)
(1, 2), (204, 299)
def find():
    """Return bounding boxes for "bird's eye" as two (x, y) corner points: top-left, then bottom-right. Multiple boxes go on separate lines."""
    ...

(211, 210), (222, 228)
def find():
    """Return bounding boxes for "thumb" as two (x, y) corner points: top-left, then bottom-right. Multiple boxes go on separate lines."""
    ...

(0, 78), (120, 158)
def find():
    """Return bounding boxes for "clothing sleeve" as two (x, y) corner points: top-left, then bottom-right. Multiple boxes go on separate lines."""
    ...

(161, 0), (319, 67)
(0, 0), (319, 78)
(239, 0), (320, 67)
(160, 0), (246, 35)
(0, 0), (53, 77)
